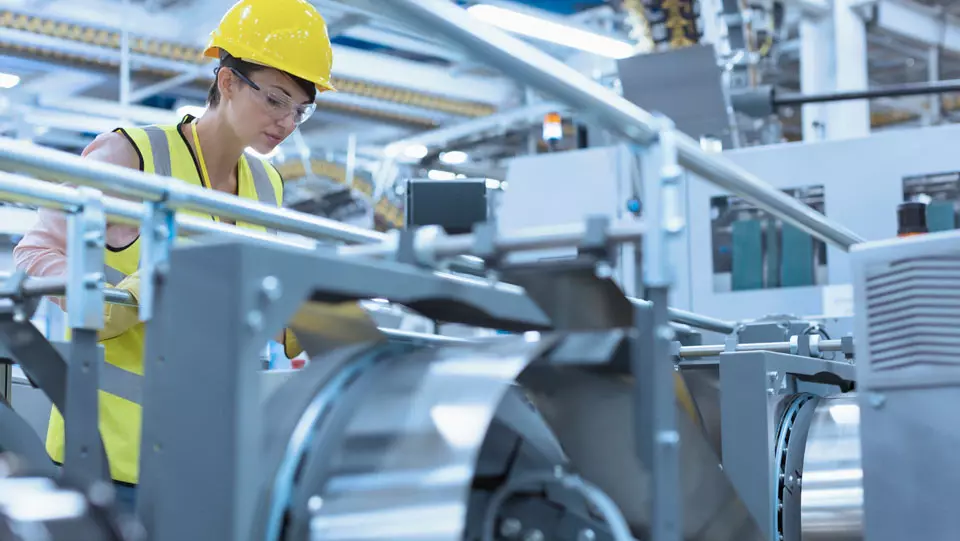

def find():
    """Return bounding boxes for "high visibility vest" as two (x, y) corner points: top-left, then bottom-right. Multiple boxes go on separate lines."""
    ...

(46, 114), (284, 484)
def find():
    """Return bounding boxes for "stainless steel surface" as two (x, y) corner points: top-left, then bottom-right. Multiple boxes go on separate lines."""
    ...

(0, 138), (384, 244)
(307, 337), (555, 540)
(522, 367), (765, 541)
(678, 339), (843, 358)
(801, 395), (863, 541)
(362, 0), (865, 251)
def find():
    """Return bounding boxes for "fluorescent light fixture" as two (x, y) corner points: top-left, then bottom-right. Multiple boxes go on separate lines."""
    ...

(0, 72), (21, 89)
(428, 169), (457, 181)
(439, 151), (468, 165)
(403, 144), (429, 159)
(176, 104), (207, 118)
(467, 3), (635, 59)
(485, 178), (501, 190)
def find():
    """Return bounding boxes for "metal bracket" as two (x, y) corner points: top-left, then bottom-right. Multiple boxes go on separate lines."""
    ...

(66, 187), (106, 330)
(636, 115), (686, 541)
(139, 200), (176, 321)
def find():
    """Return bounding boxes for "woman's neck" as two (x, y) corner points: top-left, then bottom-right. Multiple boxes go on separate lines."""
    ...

(192, 111), (244, 192)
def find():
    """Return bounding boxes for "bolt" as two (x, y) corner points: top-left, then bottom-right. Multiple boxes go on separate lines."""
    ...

(499, 518), (522, 538)
(578, 529), (597, 541)
(246, 310), (263, 330)
(595, 261), (614, 279)
(261, 276), (282, 302)
(524, 530), (544, 541)
(869, 393), (887, 409)
(307, 495), (324, 514)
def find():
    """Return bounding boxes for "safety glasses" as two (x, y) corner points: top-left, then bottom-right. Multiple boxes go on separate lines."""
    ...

(228, 67), (317, 125)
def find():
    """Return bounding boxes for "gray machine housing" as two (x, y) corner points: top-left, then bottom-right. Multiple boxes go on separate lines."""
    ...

(851, 229), (960, 541)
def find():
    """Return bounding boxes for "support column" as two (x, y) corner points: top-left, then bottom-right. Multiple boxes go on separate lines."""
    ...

(799, 15), (833, 142)
(829, 0), (871, 139)
(927, 46), (942, 125)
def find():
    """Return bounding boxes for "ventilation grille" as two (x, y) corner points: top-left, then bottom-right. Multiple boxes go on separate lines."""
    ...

(865, 256), (960, 374)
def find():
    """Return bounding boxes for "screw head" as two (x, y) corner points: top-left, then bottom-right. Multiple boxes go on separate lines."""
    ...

(499, 518), (522, 538)
(578, 529), (597, 541)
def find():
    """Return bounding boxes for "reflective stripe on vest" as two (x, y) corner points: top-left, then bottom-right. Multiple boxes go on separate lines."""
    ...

(142, 127), (172, 178)
(100, 361), (142, 404)
(103, 265), (128, 287)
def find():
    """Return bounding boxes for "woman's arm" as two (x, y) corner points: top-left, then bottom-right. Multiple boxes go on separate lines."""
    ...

(13, 132), (145, 339)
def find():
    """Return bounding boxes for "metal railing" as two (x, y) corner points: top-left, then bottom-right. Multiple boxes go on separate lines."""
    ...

(0, 161), (736, 333)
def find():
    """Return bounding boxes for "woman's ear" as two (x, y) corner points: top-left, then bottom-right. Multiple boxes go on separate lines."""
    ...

(217, 68), (235, 102)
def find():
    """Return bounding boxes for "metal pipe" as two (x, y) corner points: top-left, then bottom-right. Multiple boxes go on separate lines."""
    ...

(0, 139), (385, 245)
(366, 0), (865, 251)
(774, 78), (960, 107)
(0, 274), (136, 306)
(338, 221), (647, 260)
(677, 339), (843, 358)
(628, 298), (735, 335)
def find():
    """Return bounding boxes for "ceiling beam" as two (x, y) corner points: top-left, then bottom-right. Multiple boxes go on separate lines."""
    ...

(864, 0), (960, 55)
(2, 1), (517, 106)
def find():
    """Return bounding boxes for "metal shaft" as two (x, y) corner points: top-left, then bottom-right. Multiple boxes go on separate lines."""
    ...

(0, 274), (136, 306)
(774, 78), (960, 107)
(365, 0), (865, 251)
(678, 339), (843, 358)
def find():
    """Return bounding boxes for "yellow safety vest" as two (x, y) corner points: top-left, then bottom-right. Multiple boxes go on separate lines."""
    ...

(46, 114), (284, 484)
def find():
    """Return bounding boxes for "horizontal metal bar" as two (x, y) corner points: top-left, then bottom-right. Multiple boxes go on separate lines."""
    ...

(338, 221), (646, 260)
(0, 274), (136, 306)
(773, 79), (960, 106)
(0, 138), (384, 245)
(374, 0), (866, 252)
(628, 297), (736, 335)
(677, 339), (843, 358)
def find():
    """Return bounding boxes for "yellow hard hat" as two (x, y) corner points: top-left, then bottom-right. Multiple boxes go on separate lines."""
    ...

(204, 0), (336, 93)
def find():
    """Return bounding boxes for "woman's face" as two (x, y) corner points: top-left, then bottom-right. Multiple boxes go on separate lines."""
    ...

(222, 67), (314, 153)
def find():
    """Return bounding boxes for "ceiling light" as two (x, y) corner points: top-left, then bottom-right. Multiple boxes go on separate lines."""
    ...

(0, 72), (21, 89)
(403, 144), (429, 159)
(439, 151), (468, 165)
(467, 4), (636, 59)
(428, 169), (457, 181)
(485, 178), (502, 190)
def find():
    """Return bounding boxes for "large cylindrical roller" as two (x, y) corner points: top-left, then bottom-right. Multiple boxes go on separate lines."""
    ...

(774, 393), (863, 541)
(255, 333), (764, 541)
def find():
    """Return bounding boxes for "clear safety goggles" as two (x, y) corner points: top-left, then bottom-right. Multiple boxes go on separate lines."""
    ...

(229, 67), (317, 125)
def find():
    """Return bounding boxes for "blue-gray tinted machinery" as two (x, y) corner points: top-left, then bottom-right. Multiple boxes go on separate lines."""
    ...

(0, 1), (954, 541)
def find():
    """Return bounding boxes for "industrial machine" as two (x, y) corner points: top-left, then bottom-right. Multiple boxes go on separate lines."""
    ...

(0, 1), (950, 541)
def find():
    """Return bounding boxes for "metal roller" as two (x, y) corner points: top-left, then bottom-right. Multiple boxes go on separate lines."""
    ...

(773, 393), (863, 541)
(254, 333), (764, 541)
(800, 395), (863, 541)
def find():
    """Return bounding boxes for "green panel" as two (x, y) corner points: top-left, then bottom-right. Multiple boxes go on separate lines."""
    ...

(781, 223), (814, 287)
(765, 219), (780, 288)
(732, 219), (764, 291)
(926, 201), (956, 232)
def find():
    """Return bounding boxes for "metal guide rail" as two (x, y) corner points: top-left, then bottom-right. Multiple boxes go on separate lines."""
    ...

(0, 167), (734, 334)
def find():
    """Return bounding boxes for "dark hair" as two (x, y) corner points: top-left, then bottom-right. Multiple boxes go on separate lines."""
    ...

(206, 52), (317, 107)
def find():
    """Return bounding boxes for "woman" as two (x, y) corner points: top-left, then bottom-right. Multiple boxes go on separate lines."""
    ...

(13, 0), (334, 511)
